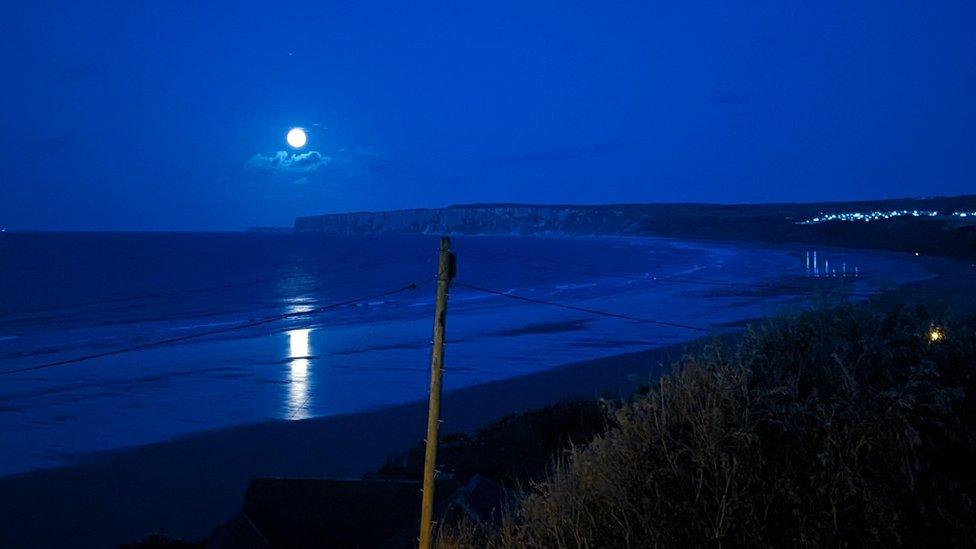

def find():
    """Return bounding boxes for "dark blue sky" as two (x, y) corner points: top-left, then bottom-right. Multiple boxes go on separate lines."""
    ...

(1, 1), (974, 230)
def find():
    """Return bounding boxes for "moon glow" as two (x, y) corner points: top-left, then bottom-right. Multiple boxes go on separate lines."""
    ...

(286, 128), (307, 149)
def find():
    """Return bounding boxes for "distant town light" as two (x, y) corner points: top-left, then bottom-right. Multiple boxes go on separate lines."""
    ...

(928, 326), (946, 343)
(796, 209), (976, 225)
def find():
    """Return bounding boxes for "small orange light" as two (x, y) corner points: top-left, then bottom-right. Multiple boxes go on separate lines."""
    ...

(928, 327), (946, 343)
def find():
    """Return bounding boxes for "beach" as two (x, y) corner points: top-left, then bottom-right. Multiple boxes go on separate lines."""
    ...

(0, 341), (688, 547)
(0, 234), (961, 547)
(1, 233), (923, 475)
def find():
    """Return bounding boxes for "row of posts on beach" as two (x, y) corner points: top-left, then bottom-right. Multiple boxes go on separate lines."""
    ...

(805, 250), (860, 278)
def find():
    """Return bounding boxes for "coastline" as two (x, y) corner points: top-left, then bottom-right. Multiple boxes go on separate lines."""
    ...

(0, 240), (969, 547)
(0, 337), (698, 548)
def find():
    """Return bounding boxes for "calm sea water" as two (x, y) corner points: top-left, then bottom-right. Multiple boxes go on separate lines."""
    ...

(0, 233), (934, 475)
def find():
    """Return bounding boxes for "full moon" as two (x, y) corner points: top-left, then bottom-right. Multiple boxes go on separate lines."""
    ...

(286, 128), (307, 149)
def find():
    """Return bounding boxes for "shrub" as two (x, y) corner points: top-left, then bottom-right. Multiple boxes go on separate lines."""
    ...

(375, 399), (608, 486)
(439, 299), (976, 547)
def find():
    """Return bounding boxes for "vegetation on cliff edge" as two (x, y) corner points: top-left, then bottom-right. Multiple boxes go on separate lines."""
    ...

(439, 299), (976, 547)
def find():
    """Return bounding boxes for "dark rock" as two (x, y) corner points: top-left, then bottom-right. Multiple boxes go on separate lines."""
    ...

(439, 475), (507, 527)
(206, 477), (459, 548)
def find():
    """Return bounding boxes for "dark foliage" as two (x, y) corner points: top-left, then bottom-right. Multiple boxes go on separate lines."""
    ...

(440, 300), (976, 547)
(375, 399), (608, 486)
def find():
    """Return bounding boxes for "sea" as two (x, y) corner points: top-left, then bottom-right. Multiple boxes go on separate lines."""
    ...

(0, 232), (938, 475)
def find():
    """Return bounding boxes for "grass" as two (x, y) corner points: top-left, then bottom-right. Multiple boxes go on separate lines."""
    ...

(438, 298), (976, 547)
(373, 399), (608, 486)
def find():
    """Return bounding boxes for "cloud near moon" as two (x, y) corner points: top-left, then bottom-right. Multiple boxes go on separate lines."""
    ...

(245, 146), (393, 186)
(246, 150), (332, 174)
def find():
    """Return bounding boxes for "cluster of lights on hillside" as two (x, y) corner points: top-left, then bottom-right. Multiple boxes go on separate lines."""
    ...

(797, 210), (976, 225)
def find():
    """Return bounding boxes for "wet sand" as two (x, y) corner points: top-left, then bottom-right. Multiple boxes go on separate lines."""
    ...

(0, 339), (693, 548)
(1, 251), (969, 548)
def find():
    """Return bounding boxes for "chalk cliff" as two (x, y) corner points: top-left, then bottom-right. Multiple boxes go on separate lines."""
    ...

(294, 204), (652, 236)
(293, 197), (976, 259)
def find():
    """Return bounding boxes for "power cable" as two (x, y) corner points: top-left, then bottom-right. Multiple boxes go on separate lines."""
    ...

(0, 254), (430, 322)
(0, 280), (428, 377)
(286, 322), (378, 421)
(454, 281), (710, 332)
(461, 249), (970, 299)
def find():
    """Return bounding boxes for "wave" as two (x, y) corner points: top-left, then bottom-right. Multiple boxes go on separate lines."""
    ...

(555, 282), (597, 290)
(165, 319), (246, 332)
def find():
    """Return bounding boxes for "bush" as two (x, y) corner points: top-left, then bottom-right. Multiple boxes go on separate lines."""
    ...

(375, 399), (608, 486)
(439, 299), (976, 547)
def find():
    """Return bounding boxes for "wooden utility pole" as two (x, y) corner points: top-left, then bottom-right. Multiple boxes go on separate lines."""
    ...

(419, 236), (455, 549)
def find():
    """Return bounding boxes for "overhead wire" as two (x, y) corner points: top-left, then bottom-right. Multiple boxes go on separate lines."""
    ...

(5, 244), (968, 381)
(0, 254), (431, 322)
(454, 281), (711, 332)
(461, 248), (971, 299)
(286, 322), (378, 421)
(0, 279), (428, 377)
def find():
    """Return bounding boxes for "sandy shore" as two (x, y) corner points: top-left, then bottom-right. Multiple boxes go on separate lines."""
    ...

(0, 338), (699, 548)
(1, 252), (969, 548)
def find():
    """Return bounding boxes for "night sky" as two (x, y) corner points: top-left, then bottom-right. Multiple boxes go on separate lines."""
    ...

(2, 1), (974, 231)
